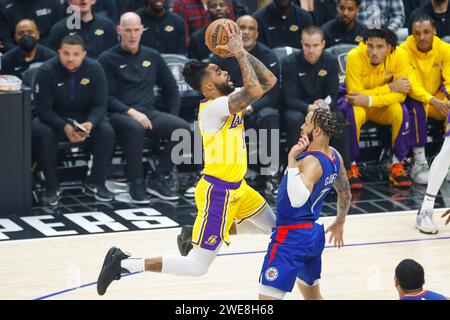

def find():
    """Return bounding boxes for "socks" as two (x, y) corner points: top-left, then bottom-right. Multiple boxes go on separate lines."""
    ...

(392, 155), (400, 165)
(121, 257), (145, 273)
(421, 195), (436, 212)
(413, 147), (427, 165)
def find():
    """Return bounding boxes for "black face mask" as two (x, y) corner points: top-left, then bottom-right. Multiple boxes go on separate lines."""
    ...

(18, 35), (38, 52)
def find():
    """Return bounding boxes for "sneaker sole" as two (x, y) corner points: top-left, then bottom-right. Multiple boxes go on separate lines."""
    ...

(114, 193), (151, 204)
(415, 224), (438, 235)
(83, 187), (114, 202)
(146, 188), (179, 201)
(97, 247), (117, 296)
(389, 176), (412, 188)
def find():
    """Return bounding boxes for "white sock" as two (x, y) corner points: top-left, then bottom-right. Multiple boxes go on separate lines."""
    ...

(413, 147), (427, 165)
(121, 257), (144, 273)
(421, 195), (436, 212)
(392, 155), (400, 164)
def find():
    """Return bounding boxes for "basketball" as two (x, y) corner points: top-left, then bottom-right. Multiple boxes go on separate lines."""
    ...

(205, 18), (234, 58)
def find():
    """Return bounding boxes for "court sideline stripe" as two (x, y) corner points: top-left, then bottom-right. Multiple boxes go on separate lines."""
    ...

(34, 235), (450, 300)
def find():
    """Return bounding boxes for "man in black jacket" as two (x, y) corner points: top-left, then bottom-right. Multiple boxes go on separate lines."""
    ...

(282, 26), (352, 182)
(321, 0), (365, 48)
(252, 0), (313, 49)
(48, 0), (118, 59)
(33, 35), (115, 206)
(98, 12), (191, 203)
(0, 19), (56, 78)
(209, 15), (281, 195)
(137, 0), (186, 54)
(409, 0), (450, 37)
(0, 0), (63, 53)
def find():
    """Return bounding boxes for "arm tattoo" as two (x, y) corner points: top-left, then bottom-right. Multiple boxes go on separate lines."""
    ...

(246, 54), (277, 92)
(333, 163), (351, 224)
(229, 51), (261, 112)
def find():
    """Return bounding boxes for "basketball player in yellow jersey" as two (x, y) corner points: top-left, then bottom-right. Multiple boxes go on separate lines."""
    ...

(96, 20), (278, 296)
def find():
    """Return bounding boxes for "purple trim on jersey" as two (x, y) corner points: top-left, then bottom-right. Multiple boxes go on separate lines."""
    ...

(405, 98), (428, 148)
(197, 183), (231, 251)
(446, 112), (450, 137)
(203, 175), (242, 190)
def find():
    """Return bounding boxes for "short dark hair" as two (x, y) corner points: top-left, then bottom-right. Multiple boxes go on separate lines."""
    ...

(411, 14), (436, 29)
(395, 259), (425, 292)
(337, 0), (360, 6)
(362, 26), (398, 50)
(311, 108), (340, 138)
(182, 59), (209, 91)
(60, 34), (86, 50)
(302, 25), (324, 41)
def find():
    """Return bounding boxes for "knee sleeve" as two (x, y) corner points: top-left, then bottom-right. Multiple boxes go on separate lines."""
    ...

(161, 246), (219, 277)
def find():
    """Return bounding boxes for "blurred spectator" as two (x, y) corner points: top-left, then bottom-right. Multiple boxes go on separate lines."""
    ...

(395, 259), (448, 300)
(172, 0), (235, 42)
(232, 0), (249, 16)
(0, 0), (64, 53)
(93, 0), (119, 22)
(62, 0), (120, 23)
(400, 14), (450, 185)
(281, 26), (351, 181)
(357, 0), (405, 32)
(322, 0), (365, 48)
(98, 13), (191, 203)
(33, 35), (115, 206)
(188, 0), (229, 60)
(48, 0), (117, 59)
(403, 0), (427, 26)
(137, 0), (186, 54)
(0, 19), (56, 78)
(253, 0), (313, 49)
(209, 15), (281, 195)
(295, 0), (337, 26)
(116, 0), (146, 15)
(409, 0), (450, 38)
(343, 27), (414, 188)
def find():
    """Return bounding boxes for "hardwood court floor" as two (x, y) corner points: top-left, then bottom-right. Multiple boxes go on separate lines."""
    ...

(0, 209), (449, 300)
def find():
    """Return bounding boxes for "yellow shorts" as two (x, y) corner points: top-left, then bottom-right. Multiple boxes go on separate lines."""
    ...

(192, 175), (268, 251)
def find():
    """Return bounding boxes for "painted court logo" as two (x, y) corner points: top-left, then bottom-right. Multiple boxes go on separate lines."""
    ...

(265, 267), (279, 281)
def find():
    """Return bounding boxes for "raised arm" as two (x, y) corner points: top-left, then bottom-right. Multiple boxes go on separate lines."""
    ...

(217, 21), (264, 114)
(245, 53), (277, 93)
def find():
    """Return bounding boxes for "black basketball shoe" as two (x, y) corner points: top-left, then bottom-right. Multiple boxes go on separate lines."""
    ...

(177, 225), (193, 256)
(97, 247), (130, 296)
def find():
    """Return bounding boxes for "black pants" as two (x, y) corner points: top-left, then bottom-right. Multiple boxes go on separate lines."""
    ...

(109, 110), (191, 181)
(245, 107), (280, 174)
(285, 108), (351, 170)
(32, 118), (115, 192)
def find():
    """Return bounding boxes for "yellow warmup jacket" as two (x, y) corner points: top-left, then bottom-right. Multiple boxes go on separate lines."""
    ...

(346, 42), (414, 107)
(400, 35), (450, 104)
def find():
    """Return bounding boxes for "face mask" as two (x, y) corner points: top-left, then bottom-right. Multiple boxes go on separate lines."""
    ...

(18, 35), (37, 52)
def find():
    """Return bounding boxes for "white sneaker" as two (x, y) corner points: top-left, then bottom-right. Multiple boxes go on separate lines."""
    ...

(446, 167), (450, 182)
(184, 186), (195, 198)
(411, 162), (429, 185)
(416, 209), (438, 234)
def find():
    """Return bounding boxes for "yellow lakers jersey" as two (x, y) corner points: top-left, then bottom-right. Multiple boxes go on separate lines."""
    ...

(198, 97), (247, 182)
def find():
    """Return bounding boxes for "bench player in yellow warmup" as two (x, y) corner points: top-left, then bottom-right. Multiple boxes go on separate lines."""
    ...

(96, 20), (278, 295)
